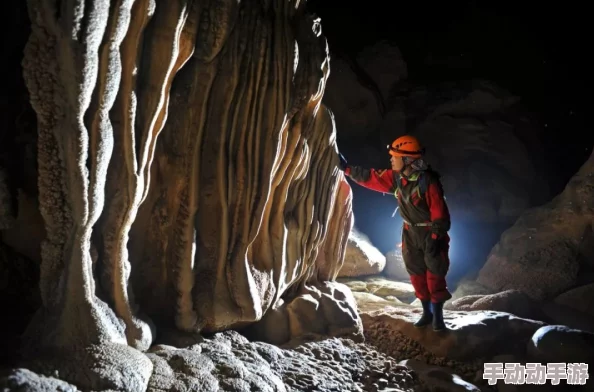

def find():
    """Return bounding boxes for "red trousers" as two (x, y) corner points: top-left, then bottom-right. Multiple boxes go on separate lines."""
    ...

(401, 225), (452, 303)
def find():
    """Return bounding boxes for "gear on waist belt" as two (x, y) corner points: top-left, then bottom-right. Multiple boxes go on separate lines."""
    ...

(403, 220), (432, 227)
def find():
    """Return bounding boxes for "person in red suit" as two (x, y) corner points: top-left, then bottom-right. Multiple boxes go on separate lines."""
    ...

(338, 135), (452, 331)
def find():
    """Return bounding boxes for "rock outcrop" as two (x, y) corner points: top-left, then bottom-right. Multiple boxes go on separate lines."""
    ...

(528, 325), (594, 364)
(324, 42), (549, 224)
(338, 226), (386, 277)
(554, 282), (594, 318)
(384, 245), (411, 281)
(476, 148), (594, 300)
(17, 0), (360, 388)
(322, 41), (408, 146)
(340, 276), (417, 305)
(447, 289), (547, 321)
(1, 331), (423, 392)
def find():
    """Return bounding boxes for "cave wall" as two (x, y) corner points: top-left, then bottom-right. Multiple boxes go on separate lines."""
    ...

(14, 0), (359, 359)
(128, 2), (355, 334)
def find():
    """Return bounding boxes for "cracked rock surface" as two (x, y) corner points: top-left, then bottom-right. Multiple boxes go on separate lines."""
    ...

(1, 331), (422, 392)
(148, 331), (420, 392)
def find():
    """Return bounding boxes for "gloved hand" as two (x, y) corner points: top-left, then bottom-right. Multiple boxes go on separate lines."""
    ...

(338, 152), (348, 171)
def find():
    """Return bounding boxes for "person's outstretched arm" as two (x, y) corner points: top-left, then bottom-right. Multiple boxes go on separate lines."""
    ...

(344, 165), (396, 194)
(338, 152), (396, 194)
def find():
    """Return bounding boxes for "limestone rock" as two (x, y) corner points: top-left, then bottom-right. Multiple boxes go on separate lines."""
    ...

(0, 330), (424, 391)
(360, 306), (545, 361)
(363, 317), (489, 388)
(355, 41), (408, 100)
(364, 277), (417, 303)
(245, 281), (363, 346)
(445, 289), (594, 334)
(322, 57), (384, 145)
(338, 227), (386, 277)
(339, 276), (417, 305)
(384, 247), (411, 281)
(323, 41), (408, 150)
(447, 290), (547, 321)
(0, 368), (77, 392)
(539, 302), (594, 333)
(351, 291), (406, 313)
(20, 343), (153, 392)
(527, 325), (594, 364)
(147, 331), (421, 392)
(554, 283), (594, 318)
(20, 0), (358, 375)
(476, 148), (594, 300)
(447, 278), (495, 304)
(399, 359), (481, 392)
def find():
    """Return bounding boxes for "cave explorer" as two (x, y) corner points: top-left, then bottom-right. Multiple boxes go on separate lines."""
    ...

(338, 135), (452, 331)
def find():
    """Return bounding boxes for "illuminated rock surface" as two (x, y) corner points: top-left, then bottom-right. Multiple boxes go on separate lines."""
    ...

(1, 331), (422, 392)
(477, 149), (594, 300)
(4, 0), (364, 389)
(338, 227), (386, 278)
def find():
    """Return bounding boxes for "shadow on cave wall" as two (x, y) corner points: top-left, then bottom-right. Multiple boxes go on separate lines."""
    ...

(1, 2), (37, 197)
(0, 1), (38, 368)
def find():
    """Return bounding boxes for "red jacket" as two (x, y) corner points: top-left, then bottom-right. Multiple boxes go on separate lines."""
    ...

(345, 165), (450, 235)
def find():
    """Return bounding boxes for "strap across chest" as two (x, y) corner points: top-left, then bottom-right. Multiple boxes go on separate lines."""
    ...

(394, 172), (425, 203)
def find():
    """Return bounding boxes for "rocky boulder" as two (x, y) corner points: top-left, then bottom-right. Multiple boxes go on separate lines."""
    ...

(527, 325), (594, 364)
(244, 281), (363, 346)
(447, 289), (547, 321)
(448, 278), (495, 303)
(476, 148), (594, 300)
(0, 369), (78, 392)
(384, 246), (412, 281)
(340, 276), (417, 305)
(447, 290), (594, 334)
(554, 282), (594, 319)
(361, 306), (545, 361)
(338, 227), (386, 277)
(323, 41), (408, 146)
(323, 55), (383, 145)
(1, 331), (423, 392)
(356, 41), (408, 101)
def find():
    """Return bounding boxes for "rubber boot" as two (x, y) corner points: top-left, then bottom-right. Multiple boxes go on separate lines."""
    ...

(414, 300), (433, 328)
(431, 301), (446, 331)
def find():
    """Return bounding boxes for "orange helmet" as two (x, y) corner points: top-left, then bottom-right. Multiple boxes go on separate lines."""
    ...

(387, 135), (424, 158)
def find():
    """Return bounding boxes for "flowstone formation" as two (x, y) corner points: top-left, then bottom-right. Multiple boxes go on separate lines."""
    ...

(19, 0), (360, 388)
